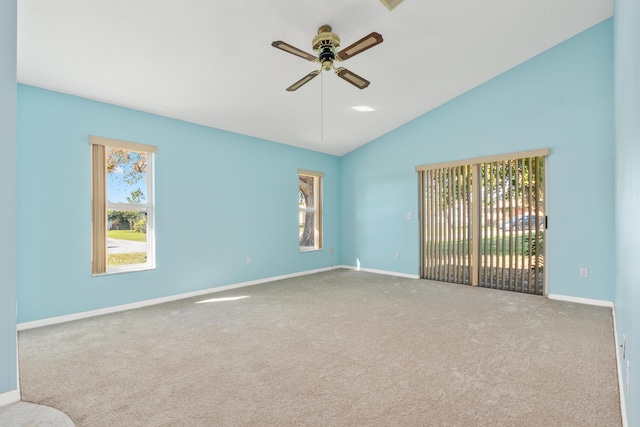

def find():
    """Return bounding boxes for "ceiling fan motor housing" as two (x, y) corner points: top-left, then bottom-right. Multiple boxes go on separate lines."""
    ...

(312, 25), (340, 70)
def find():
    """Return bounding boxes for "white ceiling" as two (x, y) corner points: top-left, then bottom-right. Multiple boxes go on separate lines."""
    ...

(17, 0), (613, 156)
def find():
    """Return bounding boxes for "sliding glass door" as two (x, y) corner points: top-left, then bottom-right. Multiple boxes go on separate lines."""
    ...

(418, 150), (547, 295)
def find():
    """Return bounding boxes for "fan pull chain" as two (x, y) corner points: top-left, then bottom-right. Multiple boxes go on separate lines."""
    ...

(320, 71), (324, 140)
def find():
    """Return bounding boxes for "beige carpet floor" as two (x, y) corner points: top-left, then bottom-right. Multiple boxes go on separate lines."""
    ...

(18, 269), (621, 426)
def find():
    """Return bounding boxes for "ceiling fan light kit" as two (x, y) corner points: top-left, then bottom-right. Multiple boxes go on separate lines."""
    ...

(272, 25), (383, 91)
(312, 25), (341, 71)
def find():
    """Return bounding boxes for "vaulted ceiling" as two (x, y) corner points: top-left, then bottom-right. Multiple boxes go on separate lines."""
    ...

(17, 0), (613, 156)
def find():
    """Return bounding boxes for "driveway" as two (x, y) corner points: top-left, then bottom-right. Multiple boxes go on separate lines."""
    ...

(107, 238), (146, 254)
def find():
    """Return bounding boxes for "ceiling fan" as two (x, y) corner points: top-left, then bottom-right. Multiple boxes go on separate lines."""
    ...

(272, 25), (383, 92)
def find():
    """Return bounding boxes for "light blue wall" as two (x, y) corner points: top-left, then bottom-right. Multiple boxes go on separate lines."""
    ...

(614, 0), (640, 424)
(341, 20), (615, 301)
(0, 0), (18, 396)
(17, 85), (340, 323)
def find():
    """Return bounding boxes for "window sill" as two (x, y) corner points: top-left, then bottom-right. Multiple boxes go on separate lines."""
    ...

(93, 264), (156, 276)
(299, 247), (322, 253)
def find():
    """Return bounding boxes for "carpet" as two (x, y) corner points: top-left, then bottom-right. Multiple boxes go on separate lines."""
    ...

(18, 269), (621, 426)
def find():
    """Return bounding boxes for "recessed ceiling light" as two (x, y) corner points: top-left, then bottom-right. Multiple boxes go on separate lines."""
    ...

(352, 106), (375, 112)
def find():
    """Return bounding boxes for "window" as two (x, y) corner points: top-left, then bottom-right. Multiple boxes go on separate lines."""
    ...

(298, 170), (323, 251)
(91, 136), (156, 274)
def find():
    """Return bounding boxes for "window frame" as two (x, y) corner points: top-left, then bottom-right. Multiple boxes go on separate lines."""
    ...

(298, 169), (323, 252)
(90, 135), (156, 275)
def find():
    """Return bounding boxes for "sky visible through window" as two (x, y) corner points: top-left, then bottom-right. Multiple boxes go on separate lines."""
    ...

(107, 164), (147, 204)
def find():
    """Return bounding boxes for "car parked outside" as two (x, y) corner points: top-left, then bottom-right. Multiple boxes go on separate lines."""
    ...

(499, 214), (544, 231)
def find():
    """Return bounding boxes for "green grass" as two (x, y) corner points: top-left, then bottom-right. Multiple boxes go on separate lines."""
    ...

(427, 231), (543, 257)
(108, 252), (147, 266)
(108, 230), (147, 242)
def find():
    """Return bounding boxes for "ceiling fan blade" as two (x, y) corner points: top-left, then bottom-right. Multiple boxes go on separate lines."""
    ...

(286, 70), (320, 92)
(335, 67), (370, 89)
(336, 32), (383, 61)
(272, 41), (317, 62)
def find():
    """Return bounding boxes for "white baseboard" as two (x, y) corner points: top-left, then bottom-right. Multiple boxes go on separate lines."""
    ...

(612, 306), (629, 427)
(339, 265), (420, 280)
(17, 266), (341, 331)
(0, 389), (20, 407)
(547, 294), (614, 308)
(548, 295), (625, 425)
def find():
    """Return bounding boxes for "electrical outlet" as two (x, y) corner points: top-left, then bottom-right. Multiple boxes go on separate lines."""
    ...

(395, 252), (400, 259)
(579, 268), (588, 278)
(330, 248), (334, 255)
(407, 212), (413, 220)
(247, 257), (252, 266)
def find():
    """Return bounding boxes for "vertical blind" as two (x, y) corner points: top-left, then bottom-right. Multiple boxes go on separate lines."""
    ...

(91, 144), (107, 274)
(418, 149), (548, 295)
(421, 165), (473, 285)
(479, 157), (545, 294)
